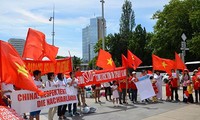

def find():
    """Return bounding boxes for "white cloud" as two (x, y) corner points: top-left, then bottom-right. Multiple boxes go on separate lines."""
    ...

(0, 0), (170, 58)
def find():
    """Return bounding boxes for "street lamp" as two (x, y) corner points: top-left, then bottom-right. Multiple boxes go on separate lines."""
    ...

(49, 5), (55, 46)
(100, 0), (105, 50)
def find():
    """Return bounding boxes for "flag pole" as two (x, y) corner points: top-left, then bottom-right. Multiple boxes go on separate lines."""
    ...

(125, 68), (128, 106)
(0, 40), (2, 83)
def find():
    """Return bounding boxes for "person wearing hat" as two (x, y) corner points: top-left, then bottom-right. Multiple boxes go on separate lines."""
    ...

(130, 71), (138, 103)
(192, 69), (199, 103)
(181, 69), (191, 103)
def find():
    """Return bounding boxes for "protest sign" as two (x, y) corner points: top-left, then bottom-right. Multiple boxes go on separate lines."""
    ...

(11, 86), (77, 114)
(76, 67), (127, 86)
(135, 75), (155, 100)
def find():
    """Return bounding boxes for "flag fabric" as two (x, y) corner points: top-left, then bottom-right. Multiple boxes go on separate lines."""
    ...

(22, 28), (58, 62)
(43, 43), (58, 62)
(96, 49), (116, 69)
(0, 40), (43, 96)
(127, 50), (142, 70)
(175, 52), (186, 71)
(152, 54), (175, 73)
(121, 54), (128, 68)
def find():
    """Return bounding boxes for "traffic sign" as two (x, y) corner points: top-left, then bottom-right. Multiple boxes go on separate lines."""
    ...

(181, 33), (187, 41)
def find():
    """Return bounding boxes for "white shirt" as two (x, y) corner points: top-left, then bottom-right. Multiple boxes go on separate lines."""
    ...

(57, 80), (66, 87)
(1, 83), (14, 96)
(34, 80), (43, 88)
(103, 82), (110, 87)
(66, 77), (78, 95)
(45, 80), (57, 88)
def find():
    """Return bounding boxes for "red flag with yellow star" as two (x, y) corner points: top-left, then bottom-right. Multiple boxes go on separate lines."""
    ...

(127, 50), (142, 70)
(0, 40), (43, 95)
(175, 52), (186, 71)
(96, 49), (116, 69)
(152, 54), (175, 73)
(22, 28), (58, 62)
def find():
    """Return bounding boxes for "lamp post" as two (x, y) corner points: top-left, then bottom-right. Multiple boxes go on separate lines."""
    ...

(49, 5), (55, 46)
(100, 0), (105, 50)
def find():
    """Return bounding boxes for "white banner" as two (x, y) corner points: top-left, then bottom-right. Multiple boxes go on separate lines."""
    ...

(11, 86), (78, 114)
(135, 75), (155, 100)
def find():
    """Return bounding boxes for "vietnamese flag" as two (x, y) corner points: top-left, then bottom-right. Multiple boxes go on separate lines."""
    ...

(127, 50), (142, 70)
(43, 43), (58, 61)
(96, 49), (116, 69)
(0, 40), (43, 96)
(121, 54), (128, 68)
(152, 54), (175, 73)
(175, 52), (186, 71)
(22, 28), (58, 62)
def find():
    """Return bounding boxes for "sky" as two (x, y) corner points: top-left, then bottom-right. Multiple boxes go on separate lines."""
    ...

(0, 0), (170, 58)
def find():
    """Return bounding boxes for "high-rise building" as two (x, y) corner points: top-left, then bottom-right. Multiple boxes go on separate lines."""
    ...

(82, 17), (106, 62)
(8, 38), (25, 56)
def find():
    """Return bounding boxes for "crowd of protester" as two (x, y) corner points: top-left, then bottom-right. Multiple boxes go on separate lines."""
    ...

(1, 67), (200, 120)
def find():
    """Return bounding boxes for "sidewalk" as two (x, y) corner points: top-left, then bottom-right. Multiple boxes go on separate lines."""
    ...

(143, 104), (200, 120)
(38, 86), (200, 120)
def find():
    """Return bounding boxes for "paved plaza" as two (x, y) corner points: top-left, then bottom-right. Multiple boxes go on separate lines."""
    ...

(35, 86), (200, 120)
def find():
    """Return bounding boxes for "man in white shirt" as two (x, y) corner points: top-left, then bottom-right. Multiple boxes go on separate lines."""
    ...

(30, 70), (43, 120)
(103, 82), (112, 101)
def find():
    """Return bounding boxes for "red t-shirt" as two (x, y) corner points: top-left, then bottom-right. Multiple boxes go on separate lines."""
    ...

(192, 76), (199, 90)
(120, 80), (126, 89)
(171, 78), (178, 87)
(129, 77), (137, 90)
(166, 84), (171, 97)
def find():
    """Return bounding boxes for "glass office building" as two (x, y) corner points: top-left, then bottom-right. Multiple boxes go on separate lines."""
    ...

(82, 17), (106, 62)
(8, 38), (25, 56)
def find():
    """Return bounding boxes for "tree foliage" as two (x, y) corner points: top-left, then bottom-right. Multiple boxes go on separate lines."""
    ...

(149, 0), (200, 61)
(119, 0), (135, 34)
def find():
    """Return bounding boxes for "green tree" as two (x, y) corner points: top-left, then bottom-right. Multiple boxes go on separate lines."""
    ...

(128, 24), (153, 65)
(149, 0), (200, 61)
(119, 0), (135, 34)
(72, 56), (81, 70)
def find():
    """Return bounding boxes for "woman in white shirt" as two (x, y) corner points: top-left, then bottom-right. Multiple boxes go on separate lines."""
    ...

(45, 72), (57, 120)
(56, 73), (67, 119)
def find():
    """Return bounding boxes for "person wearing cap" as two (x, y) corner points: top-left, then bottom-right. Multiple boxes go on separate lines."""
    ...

(130, 71), (138, 103)
(181, 69), (191, 103)
(192, 69), (199, 103)
(170, 69), (180, 102)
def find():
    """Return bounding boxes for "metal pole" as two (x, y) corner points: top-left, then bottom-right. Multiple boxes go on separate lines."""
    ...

(100, 0), (105, 50)
(52, 5), (55, 46)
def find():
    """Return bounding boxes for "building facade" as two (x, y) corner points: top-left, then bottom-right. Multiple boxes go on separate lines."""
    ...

(82, 17), (106, 63)
(8, 38), (25, 56)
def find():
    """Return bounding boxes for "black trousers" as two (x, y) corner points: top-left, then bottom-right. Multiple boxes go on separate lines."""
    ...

(119, 88), (126, 103)
(68, 103), (77, 114)
(194, 89), (199, 103)
(131, 89), (137, 102)
(188, 94), (194, 103)
(171, 87), (179, 101)
(183, 86), (187, 102)
(57, 104), (67, 116)
(104, 87), (112, 100)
